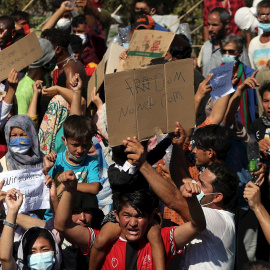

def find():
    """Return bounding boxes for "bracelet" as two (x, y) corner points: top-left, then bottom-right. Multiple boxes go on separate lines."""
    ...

(3, 220), (17, 229)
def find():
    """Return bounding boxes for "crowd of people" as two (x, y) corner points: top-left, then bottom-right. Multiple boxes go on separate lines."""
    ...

(1, 0), (270, 269)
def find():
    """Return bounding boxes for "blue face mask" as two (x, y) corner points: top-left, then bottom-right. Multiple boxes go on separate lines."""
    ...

(27, 251), (55, 270)
(9, 137), (31, 154)
(221, 54), (236, 64)
(258, 22), (270, 32)
(196, 189), (218, 207)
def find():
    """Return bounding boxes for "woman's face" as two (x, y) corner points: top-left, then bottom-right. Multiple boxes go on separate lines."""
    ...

(30, 236), (54, 255)
(10, 127), (28, 140)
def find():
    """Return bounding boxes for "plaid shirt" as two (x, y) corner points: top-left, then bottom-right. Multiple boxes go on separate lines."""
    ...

(203, 0), (246, 35)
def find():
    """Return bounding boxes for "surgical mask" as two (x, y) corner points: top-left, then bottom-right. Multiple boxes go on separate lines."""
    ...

(258, 22), (270, 32)
(56, 18), (71, 30)
(76, 33), (88, 45)
(65, 138), (88, 163)
(221, 54), (236, 64)
(27, 251), (55, 270)
(9, 137), (31, 154)
(196, 189), (218, 207)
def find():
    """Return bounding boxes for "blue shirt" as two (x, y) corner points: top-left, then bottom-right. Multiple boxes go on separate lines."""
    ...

(49, 151), (100, 184)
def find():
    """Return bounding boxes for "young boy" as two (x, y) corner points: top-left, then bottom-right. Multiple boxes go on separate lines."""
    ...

(43, 115), (101, 196)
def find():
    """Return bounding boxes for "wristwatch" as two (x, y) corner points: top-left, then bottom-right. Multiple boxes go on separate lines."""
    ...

(3, 220), (17, 229)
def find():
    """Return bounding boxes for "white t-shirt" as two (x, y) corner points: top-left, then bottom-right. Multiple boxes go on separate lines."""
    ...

(248, 35), (270, 70)
(179, 207), (235, 270)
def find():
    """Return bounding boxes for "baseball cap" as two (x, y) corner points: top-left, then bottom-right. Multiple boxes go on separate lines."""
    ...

(134, 14), (155, 30)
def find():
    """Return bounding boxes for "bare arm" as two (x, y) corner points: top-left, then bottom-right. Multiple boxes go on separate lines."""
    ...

(4, 69), (18, 105)
(54, 170), (90, 251)
(124, 137), (191, 221)
(16, 213), (45, 230)
(69, 73), (82, 116)
(0, 189), (23, 270)
(42, 1), (73, 31)
(77, 182), (100, 194)
(174, 182), (206, 249)
(244, 181), (270, 244)
(27, 80), (42, 117)
(222, 70), (259, 126)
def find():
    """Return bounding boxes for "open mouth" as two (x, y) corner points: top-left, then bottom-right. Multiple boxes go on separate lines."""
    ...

(128, 229), (139, 236)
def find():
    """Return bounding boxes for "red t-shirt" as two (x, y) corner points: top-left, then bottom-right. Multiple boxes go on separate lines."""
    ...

(86, 226), (182, 269)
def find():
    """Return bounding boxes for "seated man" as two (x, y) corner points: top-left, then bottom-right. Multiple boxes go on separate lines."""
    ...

(54, 171), (206, 268)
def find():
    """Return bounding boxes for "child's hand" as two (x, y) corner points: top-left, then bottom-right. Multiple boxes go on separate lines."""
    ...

(43, 152), (57, 172)
(57, 170), (77, 190)
(32, 80), (43, 95)
(91, 87), (103, 110)
(44, 174), (57, 199)
(8, 69), (18, 89)
(5, 188), (23, 212)
(42, 86), (59, 98)
(181, 182), (201, 199)
(69, 73), (82, 92)
(119, 49), (128, 60)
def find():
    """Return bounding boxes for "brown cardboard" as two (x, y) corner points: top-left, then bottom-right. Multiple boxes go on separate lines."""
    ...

(87, 43), (125, 107)
(105, 58), (195, 147)
(117, 29), (175, 72)
(0, 32), (43, 82)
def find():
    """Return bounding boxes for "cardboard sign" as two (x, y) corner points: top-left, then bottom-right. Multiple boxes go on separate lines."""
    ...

(0, 32), (43, 82)
(1, 168), (50, 213)
(210, 62), (235, 101)
(105, 59), (195, 146)
(117, 30), (175, 72)
(87, 43), (125, 106)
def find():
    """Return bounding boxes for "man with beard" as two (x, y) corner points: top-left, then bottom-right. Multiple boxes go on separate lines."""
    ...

(198, 7), (251, 77)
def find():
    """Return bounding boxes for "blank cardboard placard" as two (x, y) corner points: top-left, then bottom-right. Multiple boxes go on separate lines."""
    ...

(117, 30), (175, 72)
(0, 32), (43, 82)
(105, 58), (195, 147)
(87, 43), (125, 107)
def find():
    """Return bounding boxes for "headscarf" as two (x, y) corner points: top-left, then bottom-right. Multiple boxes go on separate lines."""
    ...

(4, 115), (43, 170)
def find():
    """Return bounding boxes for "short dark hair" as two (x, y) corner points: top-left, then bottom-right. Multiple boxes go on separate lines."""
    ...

(243, 260), (270, 270)
(169, 34), (192, 59)
(259, 81), (270, 99)
(257, 0), (270, 14)
(208, 162), (239, 211)
(63, 115), (97, 142)
(10, 11), (29, 22)
(70, 34), (83, 51)
(72, 14), (86, 28)
(220, 33), (244, 53)
(46, 28), (70, 49)
(0, 15), (15, 31)
(209, 7), (231, 25)
(194, 125), (230, 161)
(133, 0), (158, 9)
(113, 189), (155, 217)
(22, 227), (55, 264)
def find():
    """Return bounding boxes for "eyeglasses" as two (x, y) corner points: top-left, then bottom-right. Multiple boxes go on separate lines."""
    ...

(258, 13), (270, 19)
(221, 49), (237, 55)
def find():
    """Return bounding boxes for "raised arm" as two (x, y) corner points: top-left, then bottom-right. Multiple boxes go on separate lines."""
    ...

(0, 189), (23, 270)
(27, 80), (42, 124)
(69, 73), (82, 116)
(244, 181), (270, 244)
(222, 70), (259, 126)
(174, 182), (206, 249)
(54, 171), (90, 251)
(124, 137), (191, 221)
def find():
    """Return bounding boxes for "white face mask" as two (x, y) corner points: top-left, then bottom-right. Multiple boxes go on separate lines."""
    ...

(56, 18), (71, 30)
(76, 33), (88, 45)
(10, 145), (31, 154)
(64, 138), (88, 163)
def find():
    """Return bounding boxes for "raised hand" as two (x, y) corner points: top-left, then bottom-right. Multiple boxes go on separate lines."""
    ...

(43, 152), (57, 172)
(91, 87), (103, 109)
(238, 70), (259, 91)
(7, 69), (18, 90)
(69, 73), (82, 92)
(195, 73), (213, 101)
(5, 189), (23, 212)
(57, 170), (77, 190)
(169, 121), (186, 147)
(32, 80), (43, 95)
(181, 181), (201, 199)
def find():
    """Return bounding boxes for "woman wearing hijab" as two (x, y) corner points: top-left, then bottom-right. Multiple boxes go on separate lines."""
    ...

(0, 115), (43, 172)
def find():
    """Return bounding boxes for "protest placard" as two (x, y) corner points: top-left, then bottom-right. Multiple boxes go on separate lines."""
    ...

(105, 58), (195, 147)
(1, 168), (49, 213)
(0, 32), (43, 82)
(209, 62), (235, 101)
(117, 30), (175, 72)
(87, 43), (125, 106)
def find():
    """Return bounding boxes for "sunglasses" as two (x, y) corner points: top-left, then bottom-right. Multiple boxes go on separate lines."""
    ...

(220, 49), (237, 55)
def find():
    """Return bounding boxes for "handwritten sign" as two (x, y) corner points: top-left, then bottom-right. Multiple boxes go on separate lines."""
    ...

(117, 30), (175, 72)
(0, 32), (43, 82)
(105, 59), (195, 146)
(1, 168), (49, 213)
(209, 62), (235, 101)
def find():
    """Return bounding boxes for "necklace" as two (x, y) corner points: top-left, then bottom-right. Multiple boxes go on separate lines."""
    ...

(57, 55), (77, 67)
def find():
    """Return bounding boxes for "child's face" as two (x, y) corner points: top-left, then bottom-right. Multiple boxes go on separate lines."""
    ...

(64, 137), (91, 160)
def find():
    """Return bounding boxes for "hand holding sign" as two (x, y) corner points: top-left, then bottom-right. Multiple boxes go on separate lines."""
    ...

(195, 73), (213, 101)
(170, 122), (187, 147)
(7, 69), (18, 90)
(5, 188), (23, 213)
(238, 70), (259, 92)
(0, 180), (6, 212)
